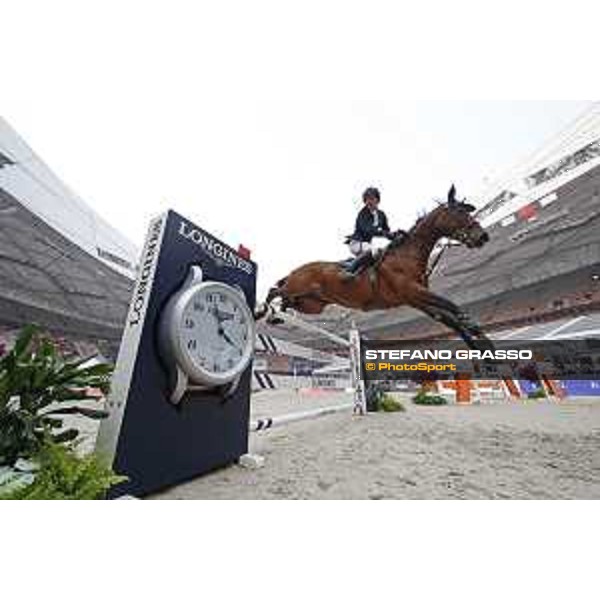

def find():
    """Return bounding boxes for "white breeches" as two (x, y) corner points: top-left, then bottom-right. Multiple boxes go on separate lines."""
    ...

(348, 240), (371, 257)
(348, 238), (389, 257)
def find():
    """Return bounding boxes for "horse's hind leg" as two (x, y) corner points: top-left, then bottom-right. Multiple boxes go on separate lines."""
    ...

(293, 297), (326, 314)
(255, 285), (284, 321)
(256, 284), (300, 324)
(262, 292), (326, 323)
(269, 293), (325, 321)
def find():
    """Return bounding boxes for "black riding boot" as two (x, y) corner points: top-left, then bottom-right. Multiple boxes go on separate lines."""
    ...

(342, 252), (373, 281)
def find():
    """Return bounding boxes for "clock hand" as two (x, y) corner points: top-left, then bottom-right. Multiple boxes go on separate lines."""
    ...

(218, 327), (238, 348)
(211, 306), (229, 332)
(210, 305), (234, 324)
(209, 307), (227, 345)
(215, 308), (234, 322)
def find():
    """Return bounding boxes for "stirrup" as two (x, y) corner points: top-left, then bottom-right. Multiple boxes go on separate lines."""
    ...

(342, 254), (371, 279)
(342, 268), (360, 278)
(341, 266), (367, 282)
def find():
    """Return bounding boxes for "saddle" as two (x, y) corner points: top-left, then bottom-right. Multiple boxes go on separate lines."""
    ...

(338, 252), (377, 275)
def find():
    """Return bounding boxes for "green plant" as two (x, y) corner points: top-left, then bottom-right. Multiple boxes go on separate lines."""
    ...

(366, 384), (405, 412)
(412, 390), (448, 405)
(0, 443), (126, 500)
(527, 387), (547, 399)
(0, 325), (112, 466)
(378, 393), (405, 412)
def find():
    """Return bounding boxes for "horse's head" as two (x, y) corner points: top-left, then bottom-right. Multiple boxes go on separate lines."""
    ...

(433, 185), (489, 248)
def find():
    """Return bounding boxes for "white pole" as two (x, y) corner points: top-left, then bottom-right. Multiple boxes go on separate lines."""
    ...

(275, 309), (351, 348)
(349, 328), (367, 415)
(249, 402), (354, 432)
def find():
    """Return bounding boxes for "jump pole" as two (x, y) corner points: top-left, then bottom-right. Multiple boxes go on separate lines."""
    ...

(273, 309), (352, 348)
(250, 401), (355, 432)
(265, 308), (367, 415)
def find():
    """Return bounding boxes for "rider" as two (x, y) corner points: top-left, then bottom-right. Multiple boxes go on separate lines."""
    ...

(344, 187), (397, 279)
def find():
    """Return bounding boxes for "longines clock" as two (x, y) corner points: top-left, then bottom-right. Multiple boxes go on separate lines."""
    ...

(159, 265), (256, 404)
(96, 210), (257, 498)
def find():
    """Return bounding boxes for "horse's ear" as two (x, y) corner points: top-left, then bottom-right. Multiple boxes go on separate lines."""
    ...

(462, 202), (476, 213)
(447, 184), (457, 204)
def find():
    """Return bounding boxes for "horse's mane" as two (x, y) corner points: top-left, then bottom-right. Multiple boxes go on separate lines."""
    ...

(384, 198), (474, 254)
(386, 204), (442, 250)
(383, 192), (476, 258)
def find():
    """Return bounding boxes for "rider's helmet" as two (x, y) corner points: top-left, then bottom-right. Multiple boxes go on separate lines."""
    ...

(362, 187), (380, 203)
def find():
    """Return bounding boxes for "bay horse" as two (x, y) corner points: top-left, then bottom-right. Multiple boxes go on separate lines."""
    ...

(256, 186), (492, 349)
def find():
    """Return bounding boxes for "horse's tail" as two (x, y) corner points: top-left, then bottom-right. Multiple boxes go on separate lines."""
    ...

(254, 278), (288, 321)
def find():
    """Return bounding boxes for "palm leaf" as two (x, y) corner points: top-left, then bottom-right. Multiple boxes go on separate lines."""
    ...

(44, 406), (109, 419)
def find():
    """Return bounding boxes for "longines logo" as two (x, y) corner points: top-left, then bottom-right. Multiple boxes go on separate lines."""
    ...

(129, 218), (163, 327)
(178, 221), (254, 274)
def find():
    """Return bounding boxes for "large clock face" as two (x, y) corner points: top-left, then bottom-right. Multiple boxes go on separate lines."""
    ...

(177, 283), (254, 382)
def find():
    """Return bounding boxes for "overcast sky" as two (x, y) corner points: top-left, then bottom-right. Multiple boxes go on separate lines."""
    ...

(2, 2), (595, 297)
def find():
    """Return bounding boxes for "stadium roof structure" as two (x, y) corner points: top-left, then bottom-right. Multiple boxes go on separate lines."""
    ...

(474, 102), (600, 227)
(0, 118), (138, 342)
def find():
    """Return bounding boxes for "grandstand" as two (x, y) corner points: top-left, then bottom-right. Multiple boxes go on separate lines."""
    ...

(0, 117), (138, 358)
(0, 118), (350, 383)
(0, 117), (350, 388)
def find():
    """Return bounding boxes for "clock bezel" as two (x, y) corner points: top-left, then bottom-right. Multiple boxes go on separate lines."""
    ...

(162, 279), (255, 387)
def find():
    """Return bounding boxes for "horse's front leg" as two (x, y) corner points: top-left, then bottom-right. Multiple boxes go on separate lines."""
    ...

(415, 299), (476, 348)
(419, 291), (492, 344)
(415, 291), (473, 328)
(411, 289), (494, 351)
(380, 270), (480, 345)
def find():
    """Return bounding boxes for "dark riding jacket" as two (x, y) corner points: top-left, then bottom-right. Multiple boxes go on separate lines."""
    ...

(350, 206), (391, 242)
